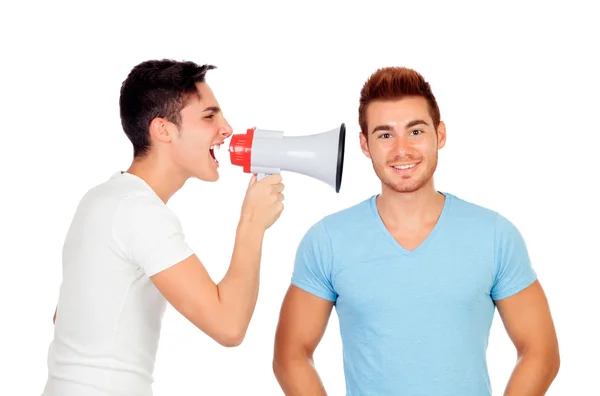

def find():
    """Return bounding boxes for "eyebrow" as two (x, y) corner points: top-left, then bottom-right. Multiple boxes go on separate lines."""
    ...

(203, 106), (221, 113)
(405, 119), (429, 128)
(371, 119), (429, 134)
(371, 124), (393, 134)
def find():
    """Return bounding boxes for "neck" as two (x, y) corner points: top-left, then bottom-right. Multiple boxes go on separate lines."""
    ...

(376, 179), (445, 229)
(125, 152), (187, 204)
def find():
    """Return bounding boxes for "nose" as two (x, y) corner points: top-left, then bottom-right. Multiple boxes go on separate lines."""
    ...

(394, 134), (411, 150)
(220, 119), (233, 138)
(392, 135), (414, 157)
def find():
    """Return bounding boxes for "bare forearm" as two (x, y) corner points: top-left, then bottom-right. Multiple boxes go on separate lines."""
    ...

(504, 351), (560, 396)
(216, 218), (265, 335)
(274, 356), (327, 396)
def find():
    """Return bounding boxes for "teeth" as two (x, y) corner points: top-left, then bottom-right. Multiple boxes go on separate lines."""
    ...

(393, 163), (416, 170)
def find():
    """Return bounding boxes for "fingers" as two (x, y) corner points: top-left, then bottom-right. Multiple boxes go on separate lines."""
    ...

(269, 191), (284, 203)
(261, 174), (282, 184)
(248, 174), (257, 187)
(272, 182), (285, 193)
(257, 174), (285, 193)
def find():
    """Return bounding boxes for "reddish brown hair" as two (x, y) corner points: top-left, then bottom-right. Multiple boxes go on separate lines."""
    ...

(358, 67), (440, 135)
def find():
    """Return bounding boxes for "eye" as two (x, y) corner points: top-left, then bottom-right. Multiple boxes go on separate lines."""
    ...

(410, 129), (423, 135)
(379, 133), (392, 139)
(205, 114), (215, 119)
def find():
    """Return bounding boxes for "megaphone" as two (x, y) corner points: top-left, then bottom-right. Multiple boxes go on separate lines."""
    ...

(228, 124), (346, 192)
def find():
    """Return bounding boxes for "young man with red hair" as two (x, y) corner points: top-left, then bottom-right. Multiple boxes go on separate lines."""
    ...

(272, 67), (560, 395)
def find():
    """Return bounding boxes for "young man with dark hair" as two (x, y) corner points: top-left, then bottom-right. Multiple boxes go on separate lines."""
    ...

(273, 67), (559, 395)
(43, 59), (285, 396)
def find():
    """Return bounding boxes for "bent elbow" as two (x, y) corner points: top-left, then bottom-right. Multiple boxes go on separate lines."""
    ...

(215, 327), (246, 348)
(189, 311), (248, 347)
(218, 335), (244, 348)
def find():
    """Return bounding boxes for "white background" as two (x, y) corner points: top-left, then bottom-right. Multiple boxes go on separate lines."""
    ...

(1, 0), (598, 395)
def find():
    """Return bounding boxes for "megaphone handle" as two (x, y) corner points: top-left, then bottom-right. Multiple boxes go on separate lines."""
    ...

(257, 172), (269, 181)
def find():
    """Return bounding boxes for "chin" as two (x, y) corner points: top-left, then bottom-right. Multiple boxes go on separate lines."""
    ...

(198, 172), (219, 182)
(190, 156), (220, 181)
(376, 169), (431, 193)
(188, 166), (219, 182)
(387, 182), (426, 193)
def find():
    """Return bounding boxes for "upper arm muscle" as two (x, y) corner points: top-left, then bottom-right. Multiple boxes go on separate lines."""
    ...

(150, 254), (226, 341)
(495, 280), (558, 355)
(274, 284), (334, 359)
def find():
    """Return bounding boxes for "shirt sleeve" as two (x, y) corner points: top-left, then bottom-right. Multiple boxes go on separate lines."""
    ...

(291, 220), (337, 302)
(112, 193), (195, 277)
(491, 213), (537, 300)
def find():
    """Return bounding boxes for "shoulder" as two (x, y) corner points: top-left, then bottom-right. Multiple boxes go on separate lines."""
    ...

(299, 196), (373, 241)
(443, 192), (512, 234)
(296, 196), (376, 257)
(444, 192), (525, 244)
(80, 172), (181, 232)
(65, 172), (162, 227)
(77, 172), (159, 206)
(444, 193), (499, 221)
(321, 195), (375, 233)
(450, 193), (521, 228)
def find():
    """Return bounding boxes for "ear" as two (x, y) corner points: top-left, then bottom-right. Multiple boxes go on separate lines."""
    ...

(436, 121), (447, 149)
(359, 131), (372, 159)
(149, 117), (173, 144)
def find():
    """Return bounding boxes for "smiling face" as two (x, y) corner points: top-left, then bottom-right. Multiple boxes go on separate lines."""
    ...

(162, 82), (233, 181)
(360, 96), (446, 193)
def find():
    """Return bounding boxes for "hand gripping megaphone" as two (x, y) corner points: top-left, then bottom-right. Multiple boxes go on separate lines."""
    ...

(228, 124), (346, 192)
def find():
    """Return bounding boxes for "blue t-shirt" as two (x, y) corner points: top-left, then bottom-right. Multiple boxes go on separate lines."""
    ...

(291, 193), (537, 396)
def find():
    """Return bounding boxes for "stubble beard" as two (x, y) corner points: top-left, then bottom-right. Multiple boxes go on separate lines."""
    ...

(373, 153), (438, 194)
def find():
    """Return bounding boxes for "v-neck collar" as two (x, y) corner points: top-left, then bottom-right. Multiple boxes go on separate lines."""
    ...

(368, 192), (453, 257)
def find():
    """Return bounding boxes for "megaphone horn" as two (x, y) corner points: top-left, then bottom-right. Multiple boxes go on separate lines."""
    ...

(228, 123), (346, 193)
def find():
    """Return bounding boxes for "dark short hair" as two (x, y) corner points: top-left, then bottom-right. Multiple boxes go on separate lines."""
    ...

(359, 67), (440, 136)
(119, 59), (216, 158)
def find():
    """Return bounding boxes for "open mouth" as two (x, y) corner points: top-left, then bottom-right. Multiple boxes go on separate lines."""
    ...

(210, 143), (222, 164)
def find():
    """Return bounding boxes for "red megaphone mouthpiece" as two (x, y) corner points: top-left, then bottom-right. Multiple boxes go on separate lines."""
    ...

(228, 127), (255, 173)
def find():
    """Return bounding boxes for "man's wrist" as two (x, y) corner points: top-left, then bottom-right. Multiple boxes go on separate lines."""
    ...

(237, 215), (265, 239)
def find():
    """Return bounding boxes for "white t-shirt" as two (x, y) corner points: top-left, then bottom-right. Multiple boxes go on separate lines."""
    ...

(42, 171), (194, 396)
